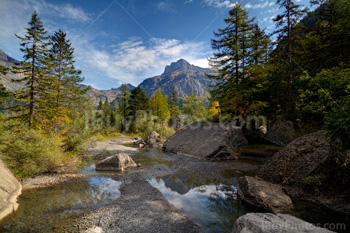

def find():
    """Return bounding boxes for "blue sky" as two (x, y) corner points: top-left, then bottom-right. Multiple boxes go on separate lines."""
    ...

(0, 0), (310, 90)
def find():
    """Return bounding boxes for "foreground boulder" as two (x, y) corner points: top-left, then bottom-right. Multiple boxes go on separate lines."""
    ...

(258, 130), (345, 186)
(237, 176), (293, 213)
(0, 159), (22, 220)
(233, 213), (334, 233)
(96, 154), (137, 172)
(163, 121), (248, 161)
(264, 120), (295, 146)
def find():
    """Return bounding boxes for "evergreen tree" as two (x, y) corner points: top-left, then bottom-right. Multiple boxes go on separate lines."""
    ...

(103, 98), (111, 113)
(48, 29), (86, 119)
(302, 0), (350, 76)
(150, 89), (169, 121)
(117, 84), (131, 129)
(12, 11), (51, 126)
(272, 0), (307, 119)
(97, 98), (103, 110)
(182, 92), (207, 119)
(168, 87), (179, 118)
(208, 4), (267, 116)
(129, 86), (149, 114)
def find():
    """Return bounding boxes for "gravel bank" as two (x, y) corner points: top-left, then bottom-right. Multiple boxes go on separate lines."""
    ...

(77, 179), (201, 233)
(22, 174), (85, 190)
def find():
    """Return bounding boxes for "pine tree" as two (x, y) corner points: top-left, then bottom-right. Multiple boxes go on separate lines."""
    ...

(272, 0), (307, 119)
(49, 29), (86, 117)
(302, 0), (350, 75)
(97, 98), (103, 110)
(129, 86), (149, 114)
(150, 89), (169, 121)
(12, 11), (51, 127)
(117, 84), (131, 129)
(208, 4), (265, 116)
(168, 87), (179, 118)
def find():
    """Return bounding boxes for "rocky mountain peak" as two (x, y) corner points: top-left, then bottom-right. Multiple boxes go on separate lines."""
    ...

(163, 59), (192, 75)
(0, 49), (19, 65)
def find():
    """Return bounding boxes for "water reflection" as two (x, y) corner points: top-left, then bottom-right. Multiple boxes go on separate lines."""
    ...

(149, 175), (254, 233)
(0, 177), (122, 233)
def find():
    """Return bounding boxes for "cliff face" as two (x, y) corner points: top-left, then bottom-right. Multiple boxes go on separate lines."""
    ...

(139, 59), (217, 98)
(0, 159), (22, 220)
(0, 49), (24, 92)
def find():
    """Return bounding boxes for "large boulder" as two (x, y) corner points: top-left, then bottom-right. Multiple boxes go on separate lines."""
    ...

(258, 130), (344, 186)
(237, 176), (293, 213)
(96, 154), (137, 172)
(163, 121), (248, 161)
(264, 120), (295, 146)
(233, 213), (334, 233)
(0, 159), (22, 220)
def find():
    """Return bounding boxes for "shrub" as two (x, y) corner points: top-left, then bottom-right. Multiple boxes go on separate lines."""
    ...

(0, 120), (73, 179)
(302, 176), (322, 186)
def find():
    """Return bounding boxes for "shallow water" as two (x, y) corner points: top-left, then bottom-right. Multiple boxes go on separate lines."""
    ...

(0, 148), (349, 232)
(149, 174), (257, 233)
(0, 177), (122, 232)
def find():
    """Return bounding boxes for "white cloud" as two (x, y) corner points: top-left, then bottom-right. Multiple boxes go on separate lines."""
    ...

(245, 1), (273, 9)
(59, 4), (90, 22)
(204, 0), (238, 9)
(155, 1), (177, 14)
(185, 0), (194, 3)
(0, 0), (91, 59)
(72, 36), (211, 87)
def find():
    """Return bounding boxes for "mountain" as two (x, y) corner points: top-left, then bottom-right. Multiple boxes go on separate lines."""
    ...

(138, 59), (217, 98)
(82, 83), (135, 106)
(0, 49), (24, 91)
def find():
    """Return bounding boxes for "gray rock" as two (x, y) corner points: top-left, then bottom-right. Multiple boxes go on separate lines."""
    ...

(133, 138), (146, 147)
(146, 131), (162, 148)
(258, 130), (344, 186)
(233, 213), (334, 233)
(237, 176), (293, 213)
(163, 121), (248, 161)
(264, 120), (295, 146)
(0, 159), (22, 220)
(95, 154), (137, 172)
(85, 226), (103, 233)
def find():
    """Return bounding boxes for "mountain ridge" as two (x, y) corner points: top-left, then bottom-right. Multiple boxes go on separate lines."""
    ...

(139, 59), (217, 98)
(0, 49), (216, 106)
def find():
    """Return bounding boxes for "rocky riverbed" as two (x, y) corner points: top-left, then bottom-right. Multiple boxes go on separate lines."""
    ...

(1, 135), (349, 233)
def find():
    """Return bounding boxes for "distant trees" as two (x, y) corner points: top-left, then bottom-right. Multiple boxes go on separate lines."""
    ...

(129, 86), (149, 114)
(0, 65), (10, 110)
(150, 89), (169, 121)
(117, 84), (131, 130)
(168, 87), (179, 118)
(182, 92), (207, 120)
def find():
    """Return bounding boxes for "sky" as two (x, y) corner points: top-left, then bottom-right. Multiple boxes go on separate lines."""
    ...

(0, 0), (311, 90)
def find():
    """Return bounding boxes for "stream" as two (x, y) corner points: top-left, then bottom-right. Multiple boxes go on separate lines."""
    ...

(0, 141), (349, 232)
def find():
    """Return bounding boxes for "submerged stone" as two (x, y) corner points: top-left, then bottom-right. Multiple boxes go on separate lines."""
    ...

(95, 154), (137, 172)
